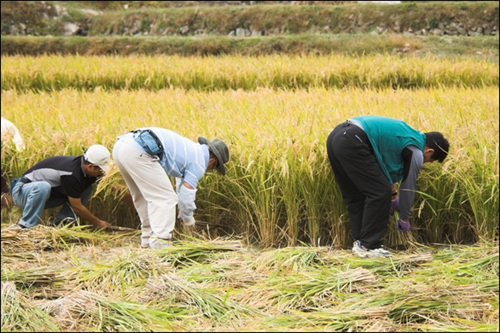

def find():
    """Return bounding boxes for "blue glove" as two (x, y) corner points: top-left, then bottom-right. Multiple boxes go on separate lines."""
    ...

(397, 219), (411, 232)
(390, 197), (399, 215)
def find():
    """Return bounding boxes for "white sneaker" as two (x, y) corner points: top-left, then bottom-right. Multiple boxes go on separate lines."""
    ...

(352, 240), (391, 258)
(149, 238), (173, 249)
(141, 238), (150, 248)
(352, 240), (369, 258)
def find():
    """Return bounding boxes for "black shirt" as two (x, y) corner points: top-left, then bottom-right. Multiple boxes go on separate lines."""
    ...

(22, 156), (97, 199)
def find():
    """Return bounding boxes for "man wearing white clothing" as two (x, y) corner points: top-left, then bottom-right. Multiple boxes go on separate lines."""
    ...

(113, 127), (229, 249)
(1, 117), (25, 210)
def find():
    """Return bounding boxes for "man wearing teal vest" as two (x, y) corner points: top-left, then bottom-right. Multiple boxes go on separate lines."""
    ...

(326, 116), (449, 258)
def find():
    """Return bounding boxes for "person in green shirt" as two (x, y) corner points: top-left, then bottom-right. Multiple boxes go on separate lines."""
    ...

(326, 116), (449, 258)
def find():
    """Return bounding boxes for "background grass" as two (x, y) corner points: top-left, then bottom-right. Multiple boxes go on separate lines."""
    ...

(2, 34), (498, 59)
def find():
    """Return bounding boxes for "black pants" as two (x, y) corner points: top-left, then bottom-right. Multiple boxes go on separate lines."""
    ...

(326, 121), (391, 249)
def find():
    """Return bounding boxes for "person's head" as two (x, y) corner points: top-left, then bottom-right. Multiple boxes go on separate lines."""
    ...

(198, 137), (229, 176)
(82, 144), (111, 177)
(424, 132), (449, 163)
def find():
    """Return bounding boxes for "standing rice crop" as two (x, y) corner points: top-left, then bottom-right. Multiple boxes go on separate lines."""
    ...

(2, 54), (498, 92)
(1, 55), (498, 248)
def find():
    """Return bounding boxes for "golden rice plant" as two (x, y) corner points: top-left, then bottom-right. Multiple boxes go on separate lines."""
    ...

(1, 55), (498, 249)
(1, 54), (498, 92)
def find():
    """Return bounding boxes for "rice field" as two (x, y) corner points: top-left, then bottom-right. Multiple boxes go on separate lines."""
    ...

(1, 53), (499, 331)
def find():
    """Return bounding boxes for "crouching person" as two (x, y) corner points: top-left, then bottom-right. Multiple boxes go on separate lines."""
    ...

(112, 127), (229, 249)
(11, 145), (112, 230)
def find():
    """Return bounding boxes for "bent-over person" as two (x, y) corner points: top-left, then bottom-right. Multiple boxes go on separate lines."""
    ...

(11, 145), (112, 229)
(326, 115), (449, 258)
(113, 127), (229, 249)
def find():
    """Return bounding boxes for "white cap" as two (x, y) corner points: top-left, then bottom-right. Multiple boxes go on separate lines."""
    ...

(83, 144), (111, 173)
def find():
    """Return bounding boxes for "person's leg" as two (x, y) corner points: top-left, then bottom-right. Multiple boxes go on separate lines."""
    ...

(114, 140), (177, 246)
(327, 123), (391, 249)
(46, 186), (93, 225)
(11, 181), (52, 228)
(327, 123), (365, 242)
(114, 140), (151, 246)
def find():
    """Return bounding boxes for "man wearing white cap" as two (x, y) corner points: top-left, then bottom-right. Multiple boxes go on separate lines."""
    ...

(113, 127), (230, 249)
(10, 144), (112, 229)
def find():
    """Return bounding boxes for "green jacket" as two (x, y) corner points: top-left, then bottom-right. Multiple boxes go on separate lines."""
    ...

(353, 116), (426, 184)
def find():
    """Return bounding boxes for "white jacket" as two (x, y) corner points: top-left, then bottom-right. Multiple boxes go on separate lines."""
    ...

(1, 117), (25, 151)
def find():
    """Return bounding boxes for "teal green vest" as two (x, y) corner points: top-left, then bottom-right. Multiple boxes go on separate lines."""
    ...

(353, 116), (426, 184)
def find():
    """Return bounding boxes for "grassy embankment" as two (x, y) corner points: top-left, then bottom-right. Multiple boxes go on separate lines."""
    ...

(1, 1), (498, 59)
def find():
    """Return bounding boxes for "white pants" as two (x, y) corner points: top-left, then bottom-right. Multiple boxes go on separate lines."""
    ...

(113, 140), (178, 247)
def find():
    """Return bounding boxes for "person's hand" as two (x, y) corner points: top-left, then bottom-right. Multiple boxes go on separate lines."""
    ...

(397, 219), (411, 232)
(390, 197), (399, 215)
(182, 217), (196, 227)
(94, 219), (111, 230)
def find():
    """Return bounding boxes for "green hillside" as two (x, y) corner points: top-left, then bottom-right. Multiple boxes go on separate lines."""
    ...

(1, 1), (498, 57)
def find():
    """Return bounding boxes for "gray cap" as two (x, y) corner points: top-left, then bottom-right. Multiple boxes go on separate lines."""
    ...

(198, 137), (229, 176)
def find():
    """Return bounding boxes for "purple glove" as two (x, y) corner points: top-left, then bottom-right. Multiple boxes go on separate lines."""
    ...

(390, 197), (399, 215)
(397, 219), (411, 232)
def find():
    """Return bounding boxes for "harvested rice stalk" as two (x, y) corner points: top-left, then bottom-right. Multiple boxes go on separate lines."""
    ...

(37, 290), (179, 331)
(1, 224), (137, 254)
(142, 273), (261, 321)
(1, 282), (60, 331)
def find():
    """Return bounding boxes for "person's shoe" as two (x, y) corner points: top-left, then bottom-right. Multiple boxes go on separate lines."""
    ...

(149, 238), (173, 249)
(352, 240), (391, 258)
(352, 240), (369, 258)
(366, 246), (391, 258)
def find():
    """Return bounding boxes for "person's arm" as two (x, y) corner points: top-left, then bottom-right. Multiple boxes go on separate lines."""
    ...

(177, 181), (197, 223)
(67, 196), (110, 229)
(399, 146), (424, 221)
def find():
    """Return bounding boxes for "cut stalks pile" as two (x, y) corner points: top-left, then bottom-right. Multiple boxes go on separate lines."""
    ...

(1, 224), (498, 332)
